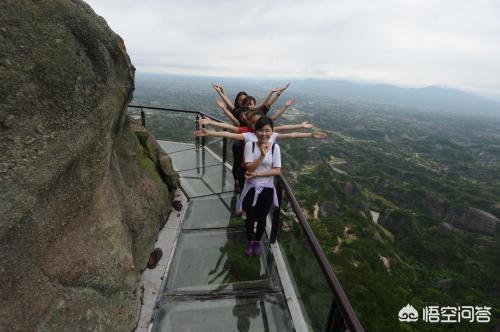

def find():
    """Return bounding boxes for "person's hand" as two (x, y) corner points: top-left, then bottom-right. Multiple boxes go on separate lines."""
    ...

(211, 83), (223, 94)
(215, 98), (226, 109)
(259, 142), (271, 156)
(284, 98), (295, 107)
(245, 171), (257, 179)
(198, 117), (212, 126)
(278, 82), (290, 93)
(193, 128), (209, 137)
(312, 130), (327, 139)
(272, 83), (290, 94)
(301, 121), (313, 129)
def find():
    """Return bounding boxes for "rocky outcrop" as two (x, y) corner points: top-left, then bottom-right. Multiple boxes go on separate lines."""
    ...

(421, 193), (499, 235)
(0, 1), (177, 331)
(444, 207), (499, 236)
(320, 200), (341, 217)
(378, 209), (421, 236)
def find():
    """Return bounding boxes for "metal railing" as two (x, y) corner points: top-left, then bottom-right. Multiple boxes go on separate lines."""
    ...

(127, 104), (364, 332)
(129, 104), (228, 162)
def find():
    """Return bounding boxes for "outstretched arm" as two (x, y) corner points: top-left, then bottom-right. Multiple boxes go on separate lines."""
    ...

(216, 98), (240, 126)
(199, 117), (240, 133)
(258, 83), (290, 108)
(212, 83), (235, 110)
(274, 121), (313, 132)
(199, 117), (239, 133)
(269, 98), (295, 121)
(194, 128), (244, 141)
(276, 130), (327, 141)
(258, 89), (275, 109)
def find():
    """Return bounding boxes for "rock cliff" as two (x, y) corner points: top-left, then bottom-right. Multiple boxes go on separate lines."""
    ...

(0, 1), (177, 331)
(421, 193), (499, 235)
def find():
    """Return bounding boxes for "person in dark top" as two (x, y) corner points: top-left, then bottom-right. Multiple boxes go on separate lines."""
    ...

(212, 83), (247, 113)
(211, 82), (291, 192)
(212, 82), (290, 115)
(199, 109), (312, 191)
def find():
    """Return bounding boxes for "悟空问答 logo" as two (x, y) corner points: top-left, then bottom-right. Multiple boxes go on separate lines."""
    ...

(398, 304), (419, 322)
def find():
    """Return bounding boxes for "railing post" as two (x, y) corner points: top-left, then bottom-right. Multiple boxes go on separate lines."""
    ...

(270, 178), (283, 243)
(140, 108), (146, 127)
(195, 114), (200, 151)
(200, 113), (206, 148)
(222, 136), (227, 163)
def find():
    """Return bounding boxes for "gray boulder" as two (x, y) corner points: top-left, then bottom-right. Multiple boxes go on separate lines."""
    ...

(0, 0), (177, 331)
(421, 193), (499, 235)
(445, 207), (499, 236)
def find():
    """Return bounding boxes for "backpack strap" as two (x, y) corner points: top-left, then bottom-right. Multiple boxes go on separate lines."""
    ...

(252, 141), (255, 153)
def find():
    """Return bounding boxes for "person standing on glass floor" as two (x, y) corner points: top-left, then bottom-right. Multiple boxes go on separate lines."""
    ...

(236, 116), (281, 256)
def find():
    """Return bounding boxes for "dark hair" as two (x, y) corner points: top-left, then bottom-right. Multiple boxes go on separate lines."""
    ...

(241, 96), (256, 107)
(254, 116), (274, 131)
(247, 109), (264, 120)
(234, 91), (248, 108)
(233, 106), (249, 126)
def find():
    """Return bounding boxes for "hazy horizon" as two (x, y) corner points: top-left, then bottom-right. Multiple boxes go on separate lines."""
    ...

(85, 0), (500, 100)
(134, 72), (500, 116)
(135, 71), (500, 101)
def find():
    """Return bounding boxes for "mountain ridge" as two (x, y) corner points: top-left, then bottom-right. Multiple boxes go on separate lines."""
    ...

(136, 72), (500, 116)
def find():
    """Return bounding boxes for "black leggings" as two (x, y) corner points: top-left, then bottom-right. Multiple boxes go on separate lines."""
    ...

(242, 187), (274, 241)
(232, 141), (244, 182)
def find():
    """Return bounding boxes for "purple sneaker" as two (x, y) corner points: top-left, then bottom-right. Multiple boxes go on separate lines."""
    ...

(252, 241), (262, 256)
(244, 242), (253, 256)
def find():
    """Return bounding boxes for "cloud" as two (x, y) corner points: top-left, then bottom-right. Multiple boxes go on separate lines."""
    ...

(84, 0), (500, 97)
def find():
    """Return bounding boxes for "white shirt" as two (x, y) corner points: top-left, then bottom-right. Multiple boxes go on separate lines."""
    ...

(244, 141), (281, 186)
(242, 132), (279, 143)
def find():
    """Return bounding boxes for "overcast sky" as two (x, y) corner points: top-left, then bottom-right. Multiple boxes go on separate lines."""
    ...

(85, 0), (500, 98)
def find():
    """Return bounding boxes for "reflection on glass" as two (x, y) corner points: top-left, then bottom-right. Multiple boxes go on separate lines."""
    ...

(137, 111), (196, 143)
(153, 294), (293, 332)
(183, 193), (244, 229)
(179, 165), (232, 197)
(157, 142), (221, 172)
(157, 141), (193, 154)
(164, 229), (279, 295)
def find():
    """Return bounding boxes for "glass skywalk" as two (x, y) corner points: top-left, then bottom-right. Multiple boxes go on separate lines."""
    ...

(153, 141), (294, 332)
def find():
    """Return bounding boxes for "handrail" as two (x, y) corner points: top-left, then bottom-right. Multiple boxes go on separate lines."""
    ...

(127, 104), (364, 332)
(278, 175), (364, 332)
(128, 104), (223, 123)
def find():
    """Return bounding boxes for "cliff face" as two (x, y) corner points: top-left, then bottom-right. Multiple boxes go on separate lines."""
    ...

(0, 1), (177, 331)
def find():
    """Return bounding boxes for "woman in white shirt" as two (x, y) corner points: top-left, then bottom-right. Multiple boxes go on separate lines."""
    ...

(236, 116), (281, 256)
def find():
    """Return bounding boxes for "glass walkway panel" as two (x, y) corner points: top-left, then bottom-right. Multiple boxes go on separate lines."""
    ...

(164, 229), (280, 295)
(154, 141), (294, 331)
(154, 293), (293, 332)
(182, 193), (243, 230)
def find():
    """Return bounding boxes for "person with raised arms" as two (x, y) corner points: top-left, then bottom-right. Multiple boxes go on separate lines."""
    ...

(211, 82), (290, 117)
(193, 120), (327, 143)
(195, 111), (326, 190)
(236, 116), (282, 256)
